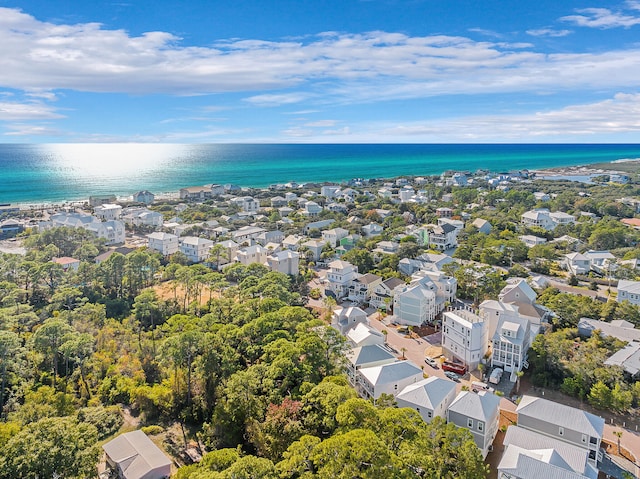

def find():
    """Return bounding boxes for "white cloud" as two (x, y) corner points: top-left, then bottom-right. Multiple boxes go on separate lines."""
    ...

(561, 7), (640, 29)
(3, 123), (64, 136)
(304, 119), (338, 127)
(526, 28), (572, 37)
(373, 93), (640, 141)
(1, 6), (640, 107)
(0, 101), (64, 120)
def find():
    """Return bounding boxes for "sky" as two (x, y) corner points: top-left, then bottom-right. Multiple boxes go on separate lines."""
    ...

(1, 0), (640, 143)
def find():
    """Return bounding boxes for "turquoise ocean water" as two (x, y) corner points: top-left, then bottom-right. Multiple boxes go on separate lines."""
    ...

(1, 143), (640, 204)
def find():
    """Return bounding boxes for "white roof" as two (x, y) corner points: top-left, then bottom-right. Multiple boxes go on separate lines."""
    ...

(345, 344), (396, 367)
(448, 390), (500, 422)
(516, 396), (604, 438)
(499, 445), (592, 479)
(358, 361), (423, 386)
(147, 232), (177, 241)
(396, 377), (456, 410)
(102, 430), (172, 479)
(346, 322), (383, 344)
(618, 279), (640, 295)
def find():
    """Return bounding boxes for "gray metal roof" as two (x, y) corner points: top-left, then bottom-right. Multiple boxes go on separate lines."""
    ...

(448, 390), (501, 422)
(516, 396), (604, 439)
(103, 430), (172, 479)
(499, 445), (592, 479)
(396, 376), (456, 410)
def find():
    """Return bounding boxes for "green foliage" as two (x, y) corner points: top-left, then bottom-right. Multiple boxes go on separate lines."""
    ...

(141, 424), (164, 435)
(77, 405), (123, 439)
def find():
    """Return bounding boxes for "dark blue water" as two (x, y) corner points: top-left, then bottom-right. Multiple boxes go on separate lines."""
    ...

(0, 143), (638, 204)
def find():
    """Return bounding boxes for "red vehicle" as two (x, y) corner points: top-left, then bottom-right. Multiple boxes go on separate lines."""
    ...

(442, 361), (466, 375)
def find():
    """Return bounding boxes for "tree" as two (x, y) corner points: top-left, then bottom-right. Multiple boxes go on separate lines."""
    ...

(32, 318), (74, 388)
(0, 331), (20, 417)
(613, 430), (623, 455)
(588, 381), (612, 410)
(248, 398), (305, 462)
(0, 416), (99, 479)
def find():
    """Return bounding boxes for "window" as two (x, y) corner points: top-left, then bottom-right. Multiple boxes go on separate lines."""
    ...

(467, 418), (473, 428)
(581, 434), (587, 444)
(478, 422), (484, 432)
(559, 427), (564, 436)
(427, 411), (432, 418)
(590, 436), (598, 445)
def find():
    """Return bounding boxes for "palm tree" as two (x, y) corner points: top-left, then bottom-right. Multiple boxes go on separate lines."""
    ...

(613, 430), (623, 455)
(515, 370), (524, 394)
(400, 347), (407, 360)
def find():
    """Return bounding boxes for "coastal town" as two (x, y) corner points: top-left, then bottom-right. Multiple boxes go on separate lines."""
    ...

(2, 164), (640, 478)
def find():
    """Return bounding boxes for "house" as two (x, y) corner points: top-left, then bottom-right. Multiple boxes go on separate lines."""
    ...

(491, 313), (531, 379)
(325, 260), (358, 298)
(521, 209), (554, 230)
(321, 185), (340, 199)
(132, 190), (155, 205)
(518, 235), (546, 248)
(230, 196), (259, 213)
(321, 228), (349, 247)
(209, 184), (225, 196)
(549, 211), (576, 228)
(616, 280), (640, 306)
(231, 226), (266, 244)
(179, 186), (211, 201)
(304, 219), (335, 234)
(577, 317), (640, 343)
(533, 191), (550, 202)
(345, 322), (386, 348)
(471, 218), (492, 234)
(214, 240), (239, 268)
(179, 236), (213, 263)
(94, 203), (122, 221)
(498, 278), (548, 338)
(446, 391), (501, 458)
(396, 377), (457, 424)
(123, 208), (164, 227)
(516, 395), (604, 466)
(235, 244), (268, 266)
(604, 342), (640, 377)
(564, 252), (590, 275)
(345, 344), (396, 385)
(426, 223), (458, 251)
(52, 256), (81, 272)
(85, 220), (126, 245)
(392, 279), (438, 327)
(301, 239), (325, 262)
(583, 250), (616, 276)
(282, 234), (305, 251)
(332, 306), (369, 335)
(102, 430), (172, 479)
(266, 250), (299, 275)
(362, 223), (383, 237)
(326, 202), (348, 214)
(498, 426), (599, 479)
(147, 232), (179, 256)
(89, 194), (117, 207)
(436, 207), (453, 218)
(270, 196), (288, 208)
(370, 277), (406, 311)
(0, 219), (25, 239)
(442, 309), (488, 371)
(347, 273), (383, 304)
(357, 361), (424, 400)
(373, 240), (400, 255)
(301, 201), (323, 217)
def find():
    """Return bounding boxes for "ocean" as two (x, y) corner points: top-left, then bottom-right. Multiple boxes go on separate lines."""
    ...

(1, 143), (639, 205)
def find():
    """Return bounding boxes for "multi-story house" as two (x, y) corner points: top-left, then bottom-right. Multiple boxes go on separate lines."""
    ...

(616, 279), (640, 306)
(266, 250), (299, 275)
(447, 391), (501, 458)
(348, 273), (383, 304)
(179, 236), (213, 263)
(516, 395), (604, 467)
(426, 223), (458, 251)
(230, 196), (259, 213)
(357, 361), (424, 400)
(322, 227), (349, 247)
(93, 203), (122, 221)
(491, 314), (530, 380)
(370, 277), (405, 311)
(393, 280), (438, 327)
(232, 226), (266, 244)
(498, 425), (599, 479)
(147, 232), (179, 256)
(345, 344), (396, 386)
(442, 308), (488, 371)
(235, 244), (268, 266)
(396, 377), (457, 424)
(325, 260), (358, 299)
(132, 190), (155, 205)
(332, 306), (369, 335)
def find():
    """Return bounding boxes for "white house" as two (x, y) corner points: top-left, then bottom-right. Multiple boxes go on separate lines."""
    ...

(583, 250), (616, 275)
(446, 391), (501, 458)
(345, 344), (396, 386)
(123, 208), (164, 227)
(332, 306), (369, 335)
(491, 313), (531, 379)
(362, 223), (383, 237)
(393, 280), (437, 327)
(357, 361), (424, 400)
(301, 201), (323, 217)
(521, 209), (554, 230)
(266, 250), (299, 275)
(396, 377), (457, 424)
(325, 260), (358, 298)
(471, 218), (492, 234)
(232, 225), (266, 244)
(347, 273), (382, 304)
(322, 228), (349, 247)
(370, 277), (406, 310)
(86, 220), (126, 245)
(147, 232), (179, 256)
(102, 430), (172, 479)
(345, 322), (386, 348)
(616, 280), (640, 306)
(94, 203), (122, 221)
(231, 196), (259, 213)
(235, 244), (268, 266)
(43, 213), (126, 245)
(426, 223), (458, 251)
(179, 236), (213, 263)
(442, 309), (488, 371)
(516, 395), (604, 466)
(519, 235), (547, 248)
(549, 211), (576, 227)
(321, 185), (340, 199)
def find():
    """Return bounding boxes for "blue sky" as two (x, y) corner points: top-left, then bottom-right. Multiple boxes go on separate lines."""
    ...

(2, 0), (640, 143)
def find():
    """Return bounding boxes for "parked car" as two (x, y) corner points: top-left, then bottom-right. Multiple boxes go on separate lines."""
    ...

(424, 356), (438, 368)
(489, 367), (503, 385)
(471, 381), (494, 393)
(442, 361), (467, 375)
(444, 371), (460, 382)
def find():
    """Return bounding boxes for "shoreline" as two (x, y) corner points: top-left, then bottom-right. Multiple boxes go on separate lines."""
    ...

(3, 159), (638, 212)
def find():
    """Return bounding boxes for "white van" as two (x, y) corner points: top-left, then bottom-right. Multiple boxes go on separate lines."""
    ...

(489, 368), (503, 385)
